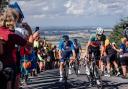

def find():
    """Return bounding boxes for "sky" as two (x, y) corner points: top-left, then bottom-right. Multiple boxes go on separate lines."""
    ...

(11, 0), (128, 27)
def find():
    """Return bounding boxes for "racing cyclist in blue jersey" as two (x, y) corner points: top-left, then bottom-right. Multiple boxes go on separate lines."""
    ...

(58, 35), (76, 82)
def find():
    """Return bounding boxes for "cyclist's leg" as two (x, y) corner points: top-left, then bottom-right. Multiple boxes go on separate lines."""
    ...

(68, 52), (73, 75)
(75, 53), (80, 74)
(85, 46), (93, 75)
(59, 51), (70, 81)
(94, 48), (101, 68)
(59, 60), (64, 79)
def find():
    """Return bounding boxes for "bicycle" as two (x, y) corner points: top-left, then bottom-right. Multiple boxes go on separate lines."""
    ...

(73, 58), (79, 76)
(86, 53), (103, 89)
(63, 58), (70, 89)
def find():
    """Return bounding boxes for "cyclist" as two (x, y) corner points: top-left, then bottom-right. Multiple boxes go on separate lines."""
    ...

(85, 27), (106, 66)
(58, 35), (76, 82)
(73, 38), (82, 74)
(85, 27), (106, 84)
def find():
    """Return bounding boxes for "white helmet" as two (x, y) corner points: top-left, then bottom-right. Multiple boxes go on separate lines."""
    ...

(96, 27), (104, 35)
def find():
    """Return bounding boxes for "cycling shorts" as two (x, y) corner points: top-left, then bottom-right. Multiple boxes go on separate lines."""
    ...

(88, 45), (100, 61)
(60, 50), (72, 62)
(120, 57), (128, 66)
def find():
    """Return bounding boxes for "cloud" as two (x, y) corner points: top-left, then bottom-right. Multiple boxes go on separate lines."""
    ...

(11, 0), (128, 17)
(11, 0), (128, 26)
(64, 0), (128, 16)
(64, 0), (86, 15)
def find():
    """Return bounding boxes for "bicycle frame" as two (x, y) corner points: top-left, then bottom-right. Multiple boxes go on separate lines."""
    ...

(63, 58), (69, 83)
(86, 53), (102, 88)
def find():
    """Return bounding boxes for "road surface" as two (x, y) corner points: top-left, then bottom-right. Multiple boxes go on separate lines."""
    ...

(22, 66), (128, 89)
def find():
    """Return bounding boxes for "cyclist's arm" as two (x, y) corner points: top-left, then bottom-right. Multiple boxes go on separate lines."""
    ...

(85, 41), (91, 57)
(72, 50), (76, 59)
(71, 42), (76, 59)
(100, 45), (105, 57)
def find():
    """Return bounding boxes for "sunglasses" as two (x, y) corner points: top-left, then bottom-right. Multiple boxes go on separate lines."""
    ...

(97, 34), (102, 36)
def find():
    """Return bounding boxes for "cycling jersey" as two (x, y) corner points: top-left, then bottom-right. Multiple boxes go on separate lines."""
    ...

(87, 34), (106, 61)
(58, 40), (75, 62)
(89, 34), (106, 47)
(59, 40), (74, 51)
(73, 42), (81, 54)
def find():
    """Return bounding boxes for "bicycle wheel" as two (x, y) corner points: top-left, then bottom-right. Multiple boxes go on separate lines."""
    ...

(74, 59), (79, 76)
(94, 65), (103, 89)
(63, 60), (69, 83)
(85, 63), (93, 86)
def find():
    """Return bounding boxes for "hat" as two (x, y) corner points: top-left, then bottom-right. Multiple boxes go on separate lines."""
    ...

(9, 2), (24, 18)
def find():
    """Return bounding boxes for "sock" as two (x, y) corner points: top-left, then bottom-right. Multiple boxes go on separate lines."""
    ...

(117, 68), (119, 72)
(60, 70), (63, 78)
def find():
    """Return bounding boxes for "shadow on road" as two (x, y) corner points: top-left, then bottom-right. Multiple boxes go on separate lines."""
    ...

(23, 69), (128, 89)
(102, 80), (128, 89)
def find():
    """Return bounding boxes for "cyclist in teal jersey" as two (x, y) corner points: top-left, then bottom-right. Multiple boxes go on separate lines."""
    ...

(85, 27), (106, 73)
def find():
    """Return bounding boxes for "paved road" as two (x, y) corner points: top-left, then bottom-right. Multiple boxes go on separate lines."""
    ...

(22, 67), (128, 89)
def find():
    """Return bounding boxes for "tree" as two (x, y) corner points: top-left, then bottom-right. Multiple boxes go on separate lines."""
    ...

(109, 17), (128, 46)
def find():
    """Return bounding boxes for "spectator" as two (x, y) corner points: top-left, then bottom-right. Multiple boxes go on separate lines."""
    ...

(0, 9), (33, 89)
(113, 37), (128, 78)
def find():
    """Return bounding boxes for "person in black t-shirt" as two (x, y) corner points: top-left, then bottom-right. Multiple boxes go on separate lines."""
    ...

(101, 39), (120, 77)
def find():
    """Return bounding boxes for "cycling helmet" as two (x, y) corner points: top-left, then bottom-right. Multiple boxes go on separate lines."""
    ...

(90, 35), (96, 42)
(96, 27), (104, 35)
(62, 35), (69, 41)
(73, 38), (77, 42)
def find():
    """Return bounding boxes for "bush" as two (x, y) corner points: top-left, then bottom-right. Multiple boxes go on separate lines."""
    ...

(109, 17), (128, 46)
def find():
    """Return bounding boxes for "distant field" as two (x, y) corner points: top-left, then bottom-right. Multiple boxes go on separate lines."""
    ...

(40, 27), (112, 48)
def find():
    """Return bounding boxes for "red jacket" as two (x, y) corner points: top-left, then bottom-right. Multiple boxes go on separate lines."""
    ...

(0, 27), (27, 66)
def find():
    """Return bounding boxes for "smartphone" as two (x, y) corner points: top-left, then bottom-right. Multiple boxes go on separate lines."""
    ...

(35, 27), (40, 32)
